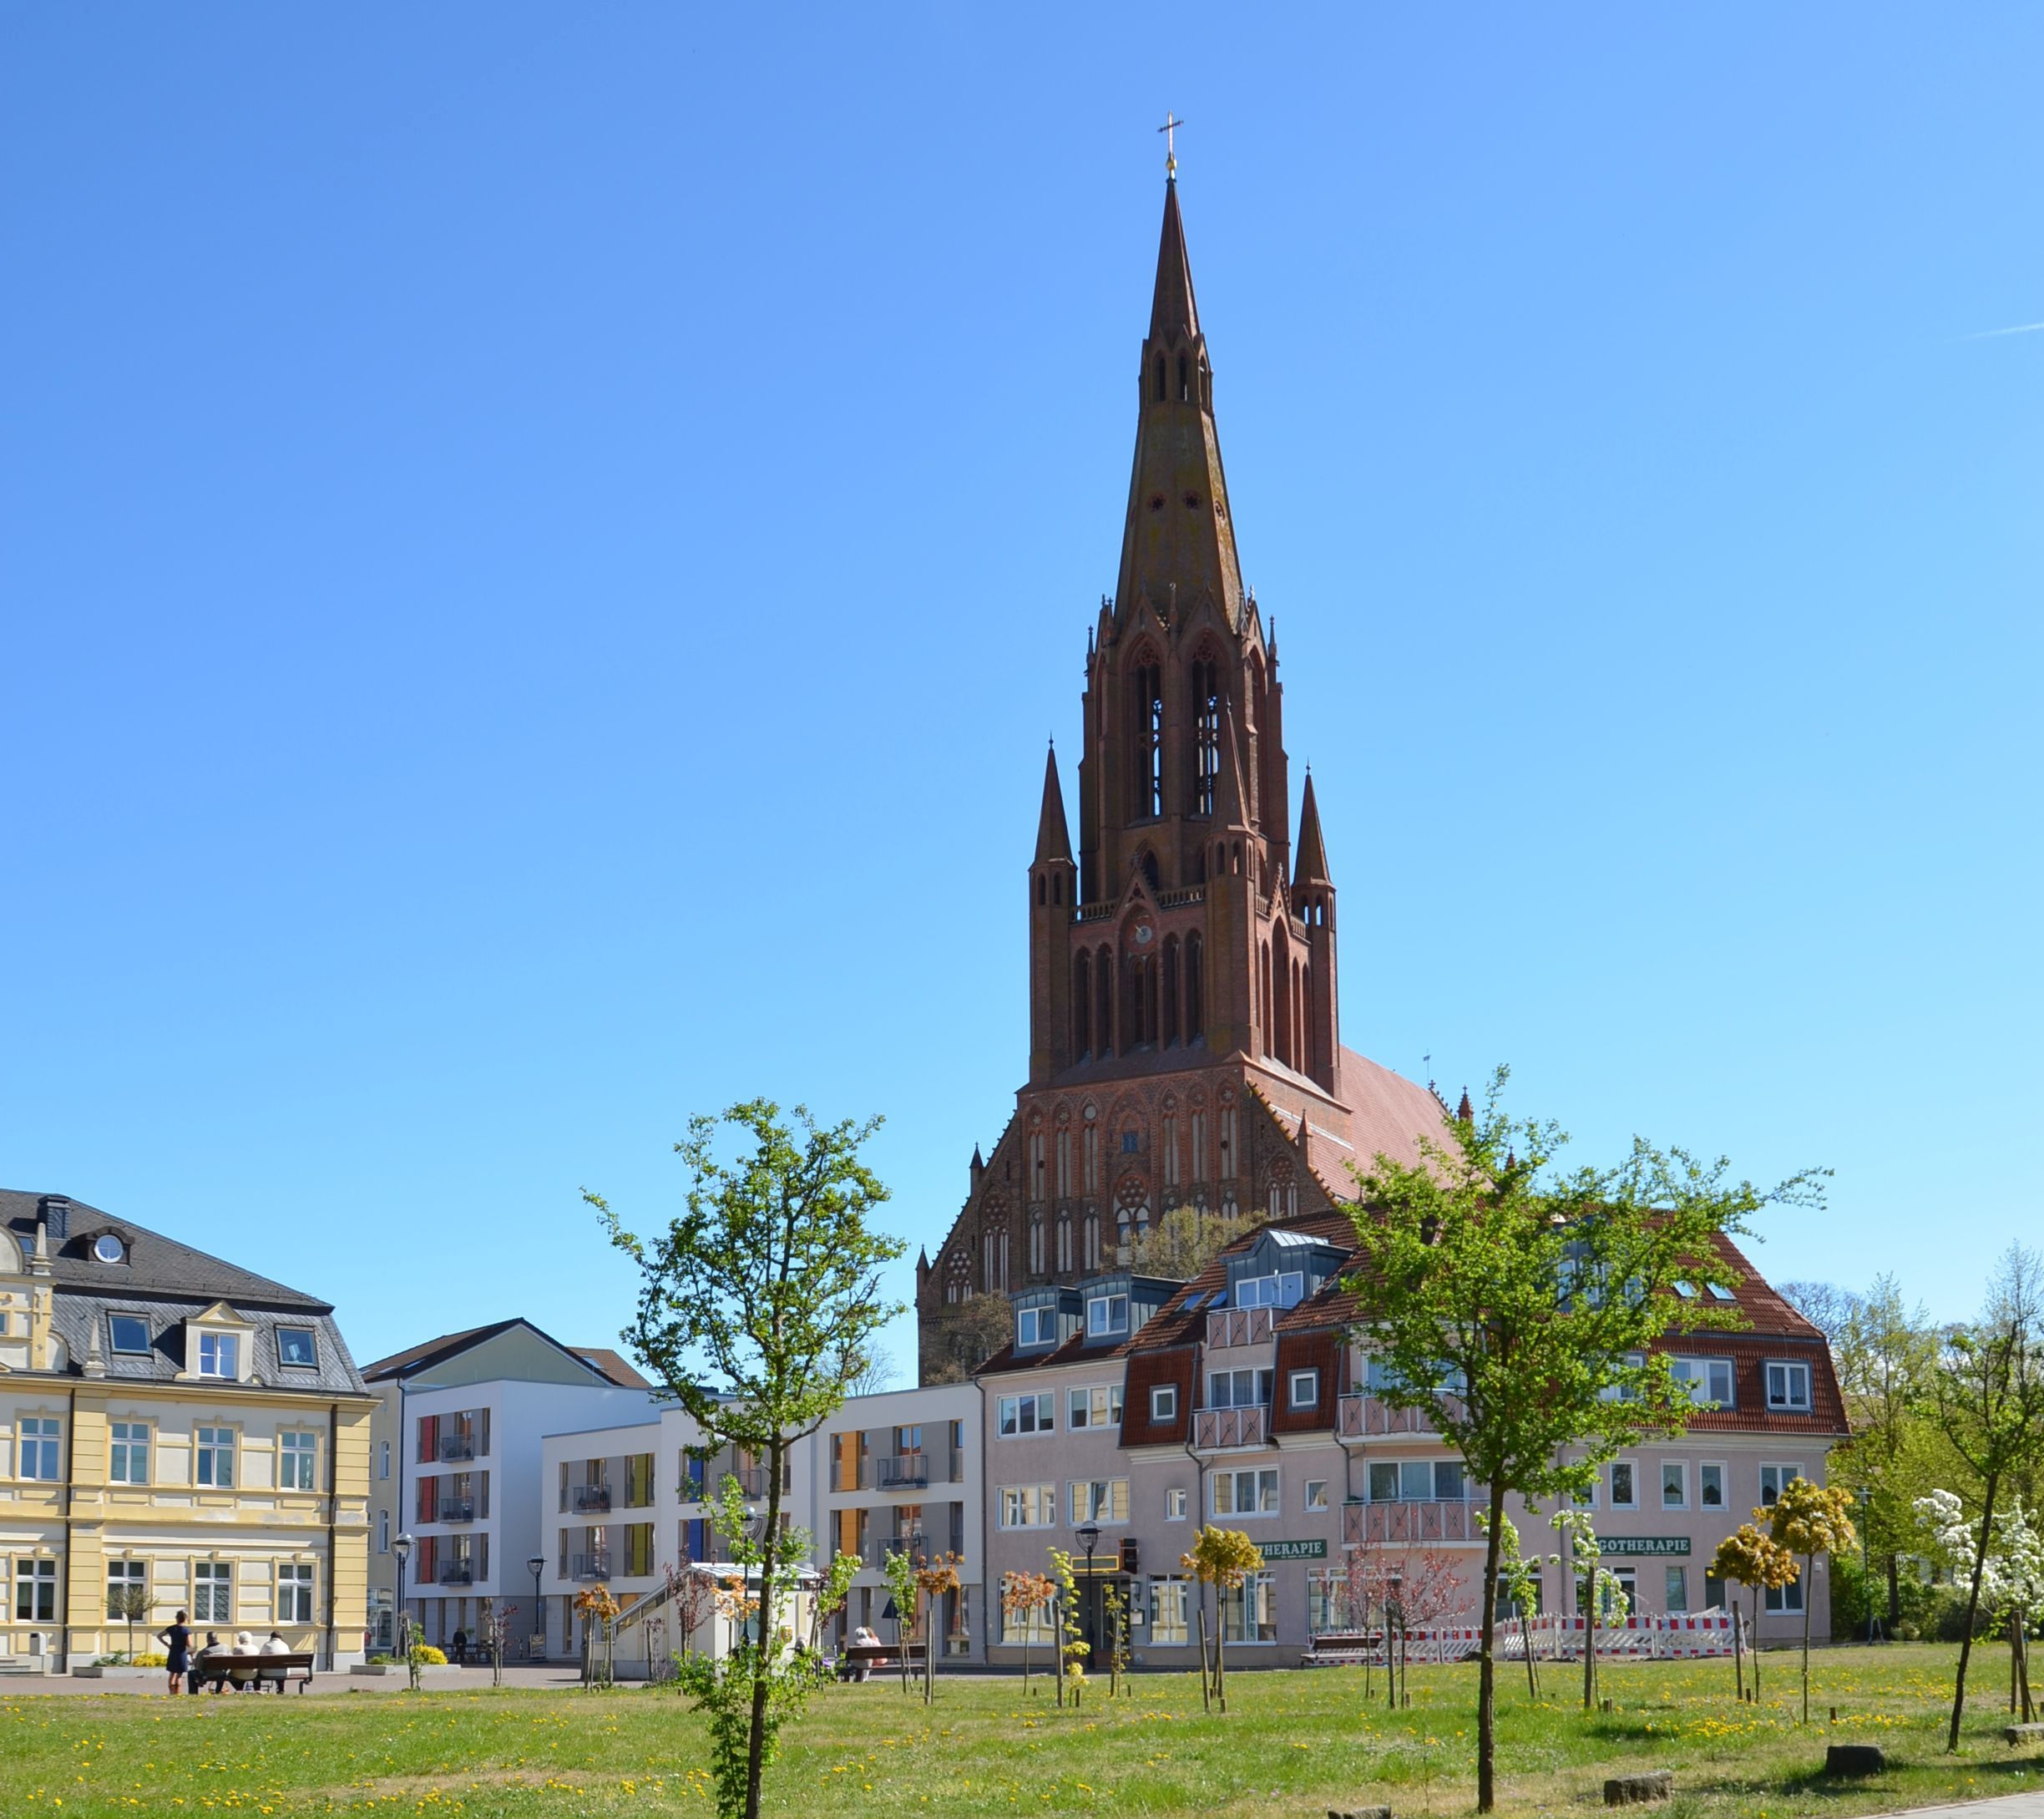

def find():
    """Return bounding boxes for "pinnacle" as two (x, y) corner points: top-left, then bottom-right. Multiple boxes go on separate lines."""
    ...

(1293, 770), (1332, 887)
(1034, 743), (1074, 866)
(1149, 178), (1200, 345)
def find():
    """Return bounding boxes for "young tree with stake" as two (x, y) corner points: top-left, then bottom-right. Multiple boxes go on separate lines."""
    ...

(590, 1099), (903, 1819)
(1709, 1522), (1797, 1702)
(1343, 1068), (1824, 1814)
(1766, 1477), (1856, 1724)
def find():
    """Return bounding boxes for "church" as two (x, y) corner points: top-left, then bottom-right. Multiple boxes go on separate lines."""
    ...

(915, 170), (1452, 1383)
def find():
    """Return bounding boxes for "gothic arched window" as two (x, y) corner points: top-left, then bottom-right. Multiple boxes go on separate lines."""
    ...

(1185, 933), (1204, 1041)
(1073, 950), (1091, 1057)
(1161, 935), (1181, 1046)
(1131, 657), (1163, 819)
(1191, 656), (1221, 815)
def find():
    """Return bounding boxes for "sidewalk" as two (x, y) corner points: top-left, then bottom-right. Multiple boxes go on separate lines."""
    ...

(0, 1664), (592, 1697)
(1885, 1801), (2044, 1819)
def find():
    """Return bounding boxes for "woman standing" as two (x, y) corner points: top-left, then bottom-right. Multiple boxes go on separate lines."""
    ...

(156, 1610), (192, 1695)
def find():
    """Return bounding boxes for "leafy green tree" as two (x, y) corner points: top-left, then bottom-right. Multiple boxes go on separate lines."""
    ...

(1475, 1510), (1541, 1700)
(590, 1098), (903, 1819)
(1179, 1526), (1261, 1714)
(1925, 1245), (2044, 1754)
(1343, 1067), (1824, 1813)
(1767, 1478), (1856, 1723)
(919, 1292), (1014, 1385)
(1710, 1523), (1797, 1702)
(879, 1547), (921, 1695)
(1130, 1202), (1263, 1280)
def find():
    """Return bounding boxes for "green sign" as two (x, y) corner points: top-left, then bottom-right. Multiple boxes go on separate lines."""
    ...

(1598, 1537), (1691, 1557)
(1258, 1539), (1328, 1562)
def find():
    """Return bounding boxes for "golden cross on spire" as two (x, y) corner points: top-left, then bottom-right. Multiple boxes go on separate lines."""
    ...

(1157, 111), (1185, 179)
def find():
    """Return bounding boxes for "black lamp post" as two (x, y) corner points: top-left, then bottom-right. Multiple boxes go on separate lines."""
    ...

(529, 1556), (546, 1660)
(1075, 1520), (1101, 1658)
(392, 1533), (413, 1656)
(1859, 1487), (1875, 1644)
(1385, 1570), (1404, 1711)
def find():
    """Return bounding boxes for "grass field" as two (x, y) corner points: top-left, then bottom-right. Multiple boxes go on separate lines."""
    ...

(6, 1644), (2043, 1817)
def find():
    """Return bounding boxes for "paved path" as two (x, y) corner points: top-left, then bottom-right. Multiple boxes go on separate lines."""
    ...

(0, 1664), (589, 1697)
(1883, 1801), (2044, 1819)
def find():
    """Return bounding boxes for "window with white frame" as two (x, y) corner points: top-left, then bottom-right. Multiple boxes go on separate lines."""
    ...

(1765, 1574), (1804, 1613)
(1149, 1575), (1190, 1644)
(1068, 1385), (1125, 1430)
(1759, 1462), (1804, 1506)
(1085, 1294), (1129, 1338)
(1212, 1467), (1279, 1517)
(1288, 1369), (1320, 1410)
(277, 1562), (316, 1624)
(1207, 1367), (1272, 1409)
(1369, 1459), (1464, 1502)
(1608, 1460), (1637, 1508)
(14, 1558), (57, 1621)
(999, 1484), (1059, 1528)
(1672, 1356), (1734, 1408)
(105, 1558), (146, 1619)
(18, 1416), (60, 1481)
(1070, 1478), (1130, 1524)
(997, 1393), (1055, 1438)
(1150, 1385), (1178, 1423)
(1016, 1306), (1056, 1347)
(1165, 1487), (1188, 1521)
(1304, 1478), (1329, 1512)
(1660, 1460), (1687, 1510)
(1698, 1462), (1727, 1509)
(1221, 1571), (1278, 1642)
(195, 1425), (235, 1488)
(1765, 1360), (1812, 1412)
(279, 1430), (317, 1492)
(196, 1331), (240, 1378)
(1236, 1271), (1305, 1310)
(1002, 1593), (1055, 1644)
(378, 1440), (391, 1481)
(194, 1560), (232, 1623)
(109, 1420), (149, 1485)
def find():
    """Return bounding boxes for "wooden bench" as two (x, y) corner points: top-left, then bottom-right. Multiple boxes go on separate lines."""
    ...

(193, 1652), (316, 1694)
(836, 1641), (926, 1684)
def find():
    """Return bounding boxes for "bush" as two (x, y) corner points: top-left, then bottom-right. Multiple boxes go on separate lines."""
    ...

(134, 1653), (168, 1668)
(94, 1652), (129, 1666)
(1831, 1552), (1987, 1643)
(411, 1644), (448, 1665)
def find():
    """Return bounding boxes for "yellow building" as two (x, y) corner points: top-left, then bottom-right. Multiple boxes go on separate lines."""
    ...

(1, 1192), (374, 1675)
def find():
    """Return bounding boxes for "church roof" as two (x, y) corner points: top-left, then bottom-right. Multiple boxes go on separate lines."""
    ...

(1149, 178), (1201, 344)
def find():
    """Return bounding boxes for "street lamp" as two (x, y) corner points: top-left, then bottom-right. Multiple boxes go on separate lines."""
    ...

(1075, 1521), (1101, 1659)
(1859, 1487), (1875, 1645)
(529, 1556), (546, 1661)
(392, 1533), (413, 1656)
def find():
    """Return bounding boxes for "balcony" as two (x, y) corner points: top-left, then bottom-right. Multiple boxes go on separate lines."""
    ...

(1343, 1500), (1474, 1547)
(570, 1553), (614, 1581)
(437, 1562), (475, 1586)
(569, 1485), (611, 1513)
(1206, 1307), (1275, 1350)
(438, 1435), (477, 1462)
(1335, 1391), (1464, 1437)
(878, 1455), (928, 1490)
(863, 1533), (927, 1571)
(436, 1497), (477, 1523)
(1191, 1404), (1267, 1451)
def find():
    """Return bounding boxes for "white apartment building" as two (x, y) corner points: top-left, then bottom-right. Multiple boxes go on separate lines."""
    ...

(362, 1320), (655, 1654)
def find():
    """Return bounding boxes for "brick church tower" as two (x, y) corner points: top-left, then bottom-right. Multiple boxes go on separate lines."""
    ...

(916, 174), (1448, 1381)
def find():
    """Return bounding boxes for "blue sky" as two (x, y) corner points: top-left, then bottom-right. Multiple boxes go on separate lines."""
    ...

(4, 6), (2038, 1376)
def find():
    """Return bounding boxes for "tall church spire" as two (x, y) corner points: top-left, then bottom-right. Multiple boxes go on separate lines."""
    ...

(1293, 770), (1332, 888)
(1148, 179), (1200, 345)
(1033, 744), (1073, 864)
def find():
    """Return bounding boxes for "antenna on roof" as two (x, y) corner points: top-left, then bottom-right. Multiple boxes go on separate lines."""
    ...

(1423, 1051), (1434, 1092)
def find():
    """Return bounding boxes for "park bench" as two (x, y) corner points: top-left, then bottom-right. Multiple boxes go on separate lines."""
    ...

(193, 1651), (316, 1694)
(836, 1640), (926, 1684)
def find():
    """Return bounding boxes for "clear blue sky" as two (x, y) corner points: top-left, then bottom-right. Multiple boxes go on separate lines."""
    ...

(5, 7), (2038, 1376)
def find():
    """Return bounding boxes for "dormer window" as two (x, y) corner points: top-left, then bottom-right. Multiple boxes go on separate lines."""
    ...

(277, 1326), (318, 1369)
(197, 1332), (240, 1378)
(108, 1315), (151, 1355)
(1236, 1271), (1304, 1310)
(1085, 1294), (1129, 1339)
(92, 1232), (126, 1264)
(1016, 1306), (1056, 1348)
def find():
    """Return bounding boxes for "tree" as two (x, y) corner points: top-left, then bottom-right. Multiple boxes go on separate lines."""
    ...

(1709, 1523), (1797, 1703)
(591, 1098), (904, 1819)
(912, 1552), (964, 1706)
(1129, 1202), (1263, 1280)
(920, 1293), (1014, 1386)
(1475, 1512), (1541, 1700)
(1342, 1067), (1825, 1813)
(1920, 1489), (2044, 1725)
(1551, 1510), (1632, 1711)
(1045, 1547), (1090, 1707)
(880, 1548), (921, 1696)
(999, 1571), (1056, 1695)
(1180, 1526), (1262, 1714)
(1766, 1478), (1856, 1724)
(1926, 1244), (2044, 1754)
(108, 1580), (151, 1659)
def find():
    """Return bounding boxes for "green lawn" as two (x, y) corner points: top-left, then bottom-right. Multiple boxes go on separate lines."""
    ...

(6, 1644), (2042, 1817)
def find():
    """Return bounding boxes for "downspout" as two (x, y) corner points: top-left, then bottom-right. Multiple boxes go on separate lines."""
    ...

(326, 1400), (341, 1668)
(974, 1375), (988, 1664)
(1179, 1338), (1206, 1650)
(63, 1384), (78, 1672)
(395, 1378), (406, 1648)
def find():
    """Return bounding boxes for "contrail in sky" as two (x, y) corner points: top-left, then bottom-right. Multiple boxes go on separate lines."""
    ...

(1960, 321), (2044, 340)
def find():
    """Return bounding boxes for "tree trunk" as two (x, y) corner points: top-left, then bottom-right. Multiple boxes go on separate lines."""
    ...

(1522, 1604), (1538, 1702)
(1948, 1473), (1999, 1754)
(1801, 1555), (1814, 1725)
(1752, 1607), (1762, 1703)
(1195, 1599), (1212, 1714)
(923, 1590), (935, 1706)
(742, 1439), (786, 1819)
(1887, 1554), (1902, 1634)
(1582, 1566), (1596, 1712)
(1055, 1595), (1065, 1708)
(1733, 1597), (1744, 1701)
(1477, 1477), (1506, 1812)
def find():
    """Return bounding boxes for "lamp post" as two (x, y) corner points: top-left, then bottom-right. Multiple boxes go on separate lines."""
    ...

(1075, 1520), (1101, 1663)
(529, 1556), (546, 1661)
(1859, 1487), (1875, 1645)
(392, 1533), (413, 1659)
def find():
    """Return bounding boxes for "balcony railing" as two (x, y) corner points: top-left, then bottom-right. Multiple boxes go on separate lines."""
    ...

(1206, 1307), (1275, 1350)
(1191, 1404), (1267, 1451)
(437, 1562), (475, 1586)
(438, 1435), (477, 1462)
(1343, 1500), (1474, 1547)
(570, 1485), (611, 1513)
(571, 1553), (614, 1581)
(878, 1455), (928, 1489)
(436, 1497), (477, 1523)
(864, 1533), (927, 1571)
(1335, 1391), (1465, 1437)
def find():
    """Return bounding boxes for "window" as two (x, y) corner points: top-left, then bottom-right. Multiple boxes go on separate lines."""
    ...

(194, 1560), (231, 1624)
(1759, 1462), (1804, 1507)
(1699, 1462), (1727, 1509)
(1068, 1386), (1125, 1430)
(1665, 1565), (1689, 1613)
(1149, 1576), (1190, 1645)
(1150, 1385), (1178, 1424)
(277, 1326), (318, 1368)
(1002, 1594), (1056, 1644)
(1765, 1575), (1805, 1614)
(1212, 1467), (1279, 1517)
(999, 1484), (1059, 1528)
(1086, 1295), (1129, 1338)
(1765, 1360), (1813, 1412)
(1236, 1271), (1305, 1310)
(195, 1425), (235, 1488)
(1221, 1572), (1278, 1643)
(108, 1315), (151, 1355)
(277, 1562), (315, 1624)
(1207, 1367), (1272, 1410)
(106, 1558), (146, 1619)
(109, 1420), (149, 1485)
(18, 1416), (60, 1481)
(1165, 1487), (1188, 1521)
(1369, 1460), (1462, 1502)
(1288, 1369), (1320, 1410)
(1304, 1478), (1329, 1512)
(1121, 1130), (1140, 1154)
(1070, 1478), (1130, 1524)
(197, 1331), (240, 1378)
(1609, 1461), (1637, 1508)
(1672, 1356), (1733, 1408)
(378, 1510), (390, 1553)
(378, 1440), (391, 1481)
(280, 1430), (318, 1492)
(14, 1558), (57, 1622)
(1016, 1306), (1055, 1346)
(1660, 1461), (1687, 1510)
(997, 1394), (1055, 1438)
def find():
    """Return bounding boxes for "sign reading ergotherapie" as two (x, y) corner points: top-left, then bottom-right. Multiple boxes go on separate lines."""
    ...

(1257, 1538), (1328, 1562)
(1596, 1537), (1692, 1557)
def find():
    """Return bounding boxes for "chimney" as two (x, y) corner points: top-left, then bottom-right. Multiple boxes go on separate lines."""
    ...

(40, 1195), (71, 1244)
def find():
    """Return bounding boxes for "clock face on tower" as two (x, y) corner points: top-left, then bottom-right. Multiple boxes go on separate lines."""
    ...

(1128, 915), (1156, 949)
